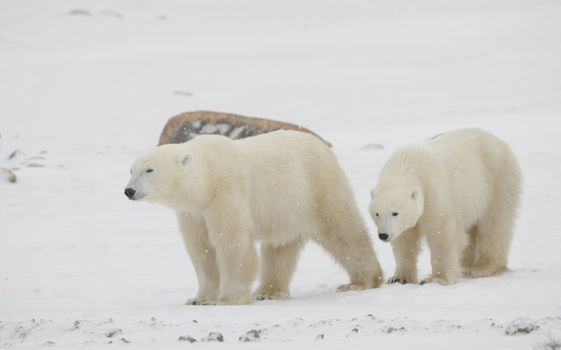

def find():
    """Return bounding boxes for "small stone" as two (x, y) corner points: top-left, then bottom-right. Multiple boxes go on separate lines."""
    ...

(26, 163), (44, 168)
(178, 335), (197, 343)
(201, 332), (224, 342)
(239, 329), (261, 342)
(7, 150), (24, 160)
(7, 171), (16, 183)
(120, 338), (131, 344)
(505, 318), (539, 335)
(360, 143), (384, 151)
(315, 334), (325, 341)
(105, 328), (122, 338)
(173, 90), (194, 97)
(99, 10), (124, 19)
(67, 9), (91, 16)
(384, 326), (406, 334)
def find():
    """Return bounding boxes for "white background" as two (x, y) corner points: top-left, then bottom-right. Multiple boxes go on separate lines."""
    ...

(1, 0), (560, 348)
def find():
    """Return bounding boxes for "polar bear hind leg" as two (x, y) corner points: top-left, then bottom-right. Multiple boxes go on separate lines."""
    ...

(317, 208), (383, 291)
(468, 200), (517, 278)
(254, 240), (304, 300)
(460, 227), (478, 275)
(469, 170), (520, 278)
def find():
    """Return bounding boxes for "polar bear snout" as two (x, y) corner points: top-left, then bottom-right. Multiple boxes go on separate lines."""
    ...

(124, 188), (136, 199)
(378, 233), (390, 242)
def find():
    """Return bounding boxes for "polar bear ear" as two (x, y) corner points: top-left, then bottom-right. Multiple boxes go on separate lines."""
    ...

(181, 155), (191, 167)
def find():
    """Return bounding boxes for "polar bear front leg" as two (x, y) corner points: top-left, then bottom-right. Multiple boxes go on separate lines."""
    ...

(388, 228), (420, 284)
(206, 214), (257, 305)
(422, 223), (462, 285)
(176, 212), (220, 305)
(214, 234), (257, 305)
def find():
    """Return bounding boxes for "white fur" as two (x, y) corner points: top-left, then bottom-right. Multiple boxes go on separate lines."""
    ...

(126, 130), (383, 304)
(369, 128), (521, 285)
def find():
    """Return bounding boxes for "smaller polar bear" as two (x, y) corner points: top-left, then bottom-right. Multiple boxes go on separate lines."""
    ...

(369, 128), (521, 285)
(125, 130), (383, 304)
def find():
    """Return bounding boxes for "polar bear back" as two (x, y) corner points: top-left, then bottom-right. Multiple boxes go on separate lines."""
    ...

(379, 128), (521, 231)
(184, 130), (355, 246)
(242, 131), (341, 244)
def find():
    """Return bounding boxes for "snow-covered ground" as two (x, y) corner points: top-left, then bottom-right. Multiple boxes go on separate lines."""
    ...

(1, 0), (561, 348)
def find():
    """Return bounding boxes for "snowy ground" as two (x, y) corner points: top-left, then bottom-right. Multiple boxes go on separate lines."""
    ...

(1, 0), (561, 349)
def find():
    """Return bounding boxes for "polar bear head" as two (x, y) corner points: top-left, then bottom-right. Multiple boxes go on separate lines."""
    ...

(369, 186), (424, 242)
(124, 144), (205, 210)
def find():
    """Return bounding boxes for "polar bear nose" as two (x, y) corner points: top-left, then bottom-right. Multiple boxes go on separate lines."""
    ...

(378, 233), (389, 241)
(124, 188), (136, 199)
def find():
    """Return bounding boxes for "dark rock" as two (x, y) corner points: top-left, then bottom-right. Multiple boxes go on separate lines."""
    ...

(158, 111), (331, 147)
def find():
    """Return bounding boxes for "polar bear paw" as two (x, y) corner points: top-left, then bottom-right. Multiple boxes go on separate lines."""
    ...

(419, 276), (454, 285)
(185, 298), (215, 306)
(214, 293), (253, 305)
(254, 290), (290, 301)
(336, 283), (368, 292)
(463, 266), (507, 279)
(387, 276), (415, 284)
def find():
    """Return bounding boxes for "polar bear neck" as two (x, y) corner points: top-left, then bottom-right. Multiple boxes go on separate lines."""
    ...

(380, 146), (426, 186)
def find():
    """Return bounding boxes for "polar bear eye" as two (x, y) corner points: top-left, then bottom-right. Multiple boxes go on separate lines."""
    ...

(375, 213), (379, 217)
(392, 212), (399, 217)
(146, 168), (154, 173)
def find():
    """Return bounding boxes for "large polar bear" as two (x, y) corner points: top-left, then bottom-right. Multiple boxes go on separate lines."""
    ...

(368, 128), (521, 285)
(125, 130), (383, 305)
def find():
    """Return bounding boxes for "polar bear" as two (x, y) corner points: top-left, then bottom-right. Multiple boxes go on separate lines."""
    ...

(125, 130), (383, 305)
(368, 128), (521, 285)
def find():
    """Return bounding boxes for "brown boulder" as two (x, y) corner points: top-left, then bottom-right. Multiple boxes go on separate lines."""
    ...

(158, 111), (331, 146)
